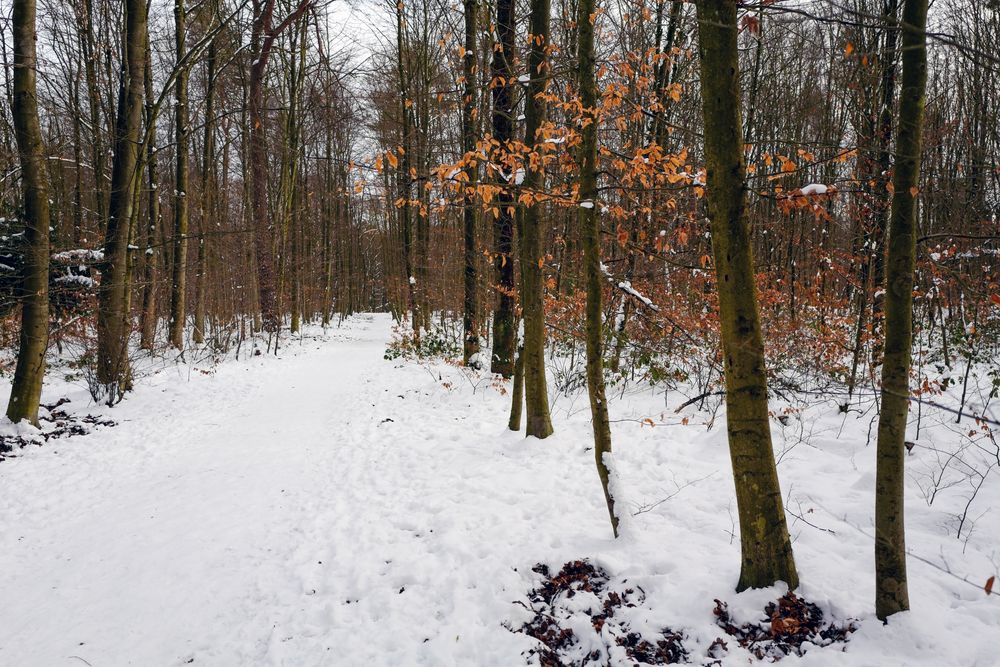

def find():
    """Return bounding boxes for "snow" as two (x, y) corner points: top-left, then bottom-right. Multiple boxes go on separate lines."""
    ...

(617, 279), (659, 311)
(0, 314), (996, 665)
(52, 248), (104, 263)
(799, 183), (830, 196)
(54, 274), (96, 288)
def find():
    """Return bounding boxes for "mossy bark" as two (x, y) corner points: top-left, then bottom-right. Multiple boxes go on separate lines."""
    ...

(489, 0), (517, 377)
(577, 0), (618, 537)
(139, 32), (159, 351)
(875, 0), (928, 621)
(695, 0), (798, 591)
(97, 0), (146, 400)
(519, 0), (553, 439)
(462, 0), (480, 367)
(7, 0), (51, 425)
(508, 344), (524, 431)
(169, 0), (189, 350)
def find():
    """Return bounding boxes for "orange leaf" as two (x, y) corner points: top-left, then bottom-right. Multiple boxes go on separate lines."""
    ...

(986, 576), (995, 596)
(616, 224), (629, 247)
(990, 294), (1000, 308)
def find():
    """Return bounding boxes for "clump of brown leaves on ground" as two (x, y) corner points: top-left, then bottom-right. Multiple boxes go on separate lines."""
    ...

(711, 591), (856, 661)
(509, 560), (688, 666)
(1, 398), (116, 461)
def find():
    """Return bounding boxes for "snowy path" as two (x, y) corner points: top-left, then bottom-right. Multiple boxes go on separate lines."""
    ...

(0, 316), (580, 665)
(0, 321), (532, 666)
(1, 314), (997, 666)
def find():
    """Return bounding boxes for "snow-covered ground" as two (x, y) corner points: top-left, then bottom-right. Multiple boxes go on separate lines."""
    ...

(0, 314), (996, 666)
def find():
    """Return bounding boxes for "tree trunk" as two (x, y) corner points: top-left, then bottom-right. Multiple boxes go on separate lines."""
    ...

(248, 0), (311, 333)
(96, 0), (147, 402)
(875, 0), (928, 621)
(169, 0), (190, 349)
(489, 0), (516, 377)
(577, 0), (618, 537)
(7, 0), (51, 425)
(395, 0), (420, 340)
(508, 344), (524, 431)
(139, 31), (159, 350)
(519, 0), (553, 439)
(870, 0), (901, 357)
(461, 0), (480, 367)
(194, 23), (218, 346)
(75, 0), (107, 230)
(695, 0), (798, 591)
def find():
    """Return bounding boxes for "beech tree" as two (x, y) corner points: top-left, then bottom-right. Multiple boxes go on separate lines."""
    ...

(6, 0), (50, 425)
(518, 0), (554, 439)
(874, 0), (929, 621)
(576, 0), (617, 536)
(695, 0), (798, 591)
(248, 0), (312, 333)
(461, 0), (479, 367)
(169, 0), (191, 349)
(489, 0), (517, 377)
(96, 0), (147, 402)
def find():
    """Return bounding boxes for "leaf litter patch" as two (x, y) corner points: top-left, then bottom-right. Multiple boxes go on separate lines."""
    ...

(711, 591), (856, 661)
(508, 560), (689, 666)
(1, 398), (116, 461)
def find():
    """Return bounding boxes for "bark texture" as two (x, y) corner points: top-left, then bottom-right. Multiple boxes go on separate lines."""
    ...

(489, 0), (517, 377)
(695, 0), (798, 591)
(577, 0), (618, 537)
(874, 0), (928, 621)
(461, 0), (480, 367)
(7, 0), (51, 425)
(169, 0), (190, 349)
(519, 0), (553, 439)
(97, 0), (147, 401)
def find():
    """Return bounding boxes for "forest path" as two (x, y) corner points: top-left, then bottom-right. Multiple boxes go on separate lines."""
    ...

(3, 315), (997, 667)
(0, 314), (567, 666)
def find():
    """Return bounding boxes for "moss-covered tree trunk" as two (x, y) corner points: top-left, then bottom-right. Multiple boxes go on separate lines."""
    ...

(7, 0), (51, 425)
(695, 0), (798, 591)
(508, 344), (524, 431)
(462, 0), (480, 367)
(875, 0), (928, 621)
(577, 0), (618, 537)
(519, 0), (553, 439)
(489, 0), (517, 377)
(169, 0), (190, 349)
(139, 32), (159, 351)
(97, 0), (146, 401)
